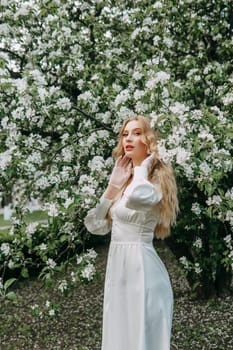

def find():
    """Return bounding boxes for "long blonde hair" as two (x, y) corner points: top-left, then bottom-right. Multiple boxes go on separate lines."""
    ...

(112, 115), (179, 239)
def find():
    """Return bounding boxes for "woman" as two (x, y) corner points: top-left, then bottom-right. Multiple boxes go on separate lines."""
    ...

(84, 116), (179, 350)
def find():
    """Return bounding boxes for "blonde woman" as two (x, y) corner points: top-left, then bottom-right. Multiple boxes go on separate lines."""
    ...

(84, 116), (179, 350)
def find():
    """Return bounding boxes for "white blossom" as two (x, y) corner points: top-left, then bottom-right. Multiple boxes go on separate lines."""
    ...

(62, 147), (73, 162)
(0, 278), (3, 290)
(199, 161), (211, 176)
(175, 147), (191, 165)
(81, 263), (96, 281)
(86, 248), (98, 260)
(194, 263), (202, 274)
(36, 176), (50, 190)
(153, 1), (163, 8)
(46, 258), (57, 269)
(132, 71), (143, 80)
(145, 71), (170, 89)
(179, 256), (190, 270)
(222, 92), (233, 105)
(47, 203), (59, 217)
(225, 210), (233, 226)
(113, 89), (130, 107)
(39, 243), (47, 251)
(191, 203), (201, 216)
(225, 188), (233, 200)
(58, 280), (68, 293)
(48, 309), (56, 316)
(0, 243), (10, 256)
(77, 255), (83, 265)
(169, 102), (189, 115)
(88, 156), (105, 172)
(0, 150), (12, 170)
(8, 259), (14, 269)
(206, 195), (222, 206)
(198, 130), (215, 142)
(56, 97), (72, 110)
(31, 304), (39, 310)
(193, 238), (203, 249)
(25, 222), (39, 238)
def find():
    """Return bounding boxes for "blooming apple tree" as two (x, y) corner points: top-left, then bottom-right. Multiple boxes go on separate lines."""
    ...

(0, 0), (232, 299)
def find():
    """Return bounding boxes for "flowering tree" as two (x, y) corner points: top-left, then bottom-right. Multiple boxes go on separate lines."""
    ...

(0, 0), (232, 299)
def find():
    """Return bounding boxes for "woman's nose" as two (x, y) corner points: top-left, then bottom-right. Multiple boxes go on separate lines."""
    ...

(126, 133), (133, 141)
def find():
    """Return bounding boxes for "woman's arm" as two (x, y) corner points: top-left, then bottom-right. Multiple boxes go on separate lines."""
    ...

(85, 155), (132, 234)
(124, 162), (162, 212)
(84, 196), (113, 235)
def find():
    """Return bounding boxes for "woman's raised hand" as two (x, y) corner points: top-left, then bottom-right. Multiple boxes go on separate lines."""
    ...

(109, 155), (132, 189)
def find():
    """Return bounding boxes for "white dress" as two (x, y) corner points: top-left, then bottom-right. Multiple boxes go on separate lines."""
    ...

(85, 166), (173, 350)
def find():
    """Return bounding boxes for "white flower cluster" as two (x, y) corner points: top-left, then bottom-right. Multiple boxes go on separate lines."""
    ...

(157, 140), (191, 166)
(0, 278), (3, 291)
(46, 258), (57, 269)
(225, 211), (233, 227)
(88, 156), (105, 173)
(191, 203), (202, 216)
(78, 174), (98, 209)
(179, 256), (190, 270)
(222, 92), (233, 105)
(194, 263), (202, 274)
(76, 248), (98, 282)
(180, 256), (202, 274)
(193, 238), (203, 249)
(0, 150), (12, 171)
(225, 188), (233, 200)
(223, 235), (233, 270)
(58, 280), (68, 293)
(85, 248), (98, 260)
(43, 202), (59, 217)
(25, 222), (39, 238)
(0, 243), (10, 256)
(81, 263), (96, 281)
(145, 71), (170, 89)
(39, 243), (47, 251)
(206, 195), (222, 206)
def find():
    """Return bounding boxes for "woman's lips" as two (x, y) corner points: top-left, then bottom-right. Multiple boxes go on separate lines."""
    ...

(125, 146), (134, 151)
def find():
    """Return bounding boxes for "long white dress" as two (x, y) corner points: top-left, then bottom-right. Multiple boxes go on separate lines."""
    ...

(84, 166), (173, 350)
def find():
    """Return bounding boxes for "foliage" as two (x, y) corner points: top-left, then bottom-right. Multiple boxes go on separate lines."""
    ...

(0, 0), (232, 299)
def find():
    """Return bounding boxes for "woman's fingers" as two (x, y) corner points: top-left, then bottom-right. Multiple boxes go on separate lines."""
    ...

(121, 155), (131, 167)
(115, 155), (130, 167)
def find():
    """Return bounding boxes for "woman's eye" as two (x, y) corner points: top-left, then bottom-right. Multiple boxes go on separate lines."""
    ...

(135, 132), (141, 136)
(122, 133), (128, 137)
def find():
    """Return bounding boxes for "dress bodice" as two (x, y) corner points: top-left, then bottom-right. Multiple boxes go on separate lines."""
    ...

(110, 195), (160, 244)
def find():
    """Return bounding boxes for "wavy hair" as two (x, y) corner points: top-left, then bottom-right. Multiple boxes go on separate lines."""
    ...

(112, 115), (179, 239)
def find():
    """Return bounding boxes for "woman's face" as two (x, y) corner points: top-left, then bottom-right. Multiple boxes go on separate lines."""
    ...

(122, 120), (148, 166)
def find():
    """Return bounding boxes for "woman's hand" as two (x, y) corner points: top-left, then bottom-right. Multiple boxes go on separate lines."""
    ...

(109, 155), (132, 189)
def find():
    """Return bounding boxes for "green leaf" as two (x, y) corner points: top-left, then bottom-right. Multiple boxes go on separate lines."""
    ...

(4, 278), (17, 291)
(6, 291), (17, 301)
(21, 267), (29, 278)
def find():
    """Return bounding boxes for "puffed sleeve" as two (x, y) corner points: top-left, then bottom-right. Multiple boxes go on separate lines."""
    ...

(84, 196), (112, 235)
(124, 166), (162, 212)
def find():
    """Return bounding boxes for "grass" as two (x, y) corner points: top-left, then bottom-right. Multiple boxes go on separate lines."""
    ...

(0, 210), (48, 241)
(0, 210), (48, 227)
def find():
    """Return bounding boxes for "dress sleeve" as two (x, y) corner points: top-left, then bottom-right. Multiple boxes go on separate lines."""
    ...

(124, 166), (162, 212)
(84, 196), (112, 235)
